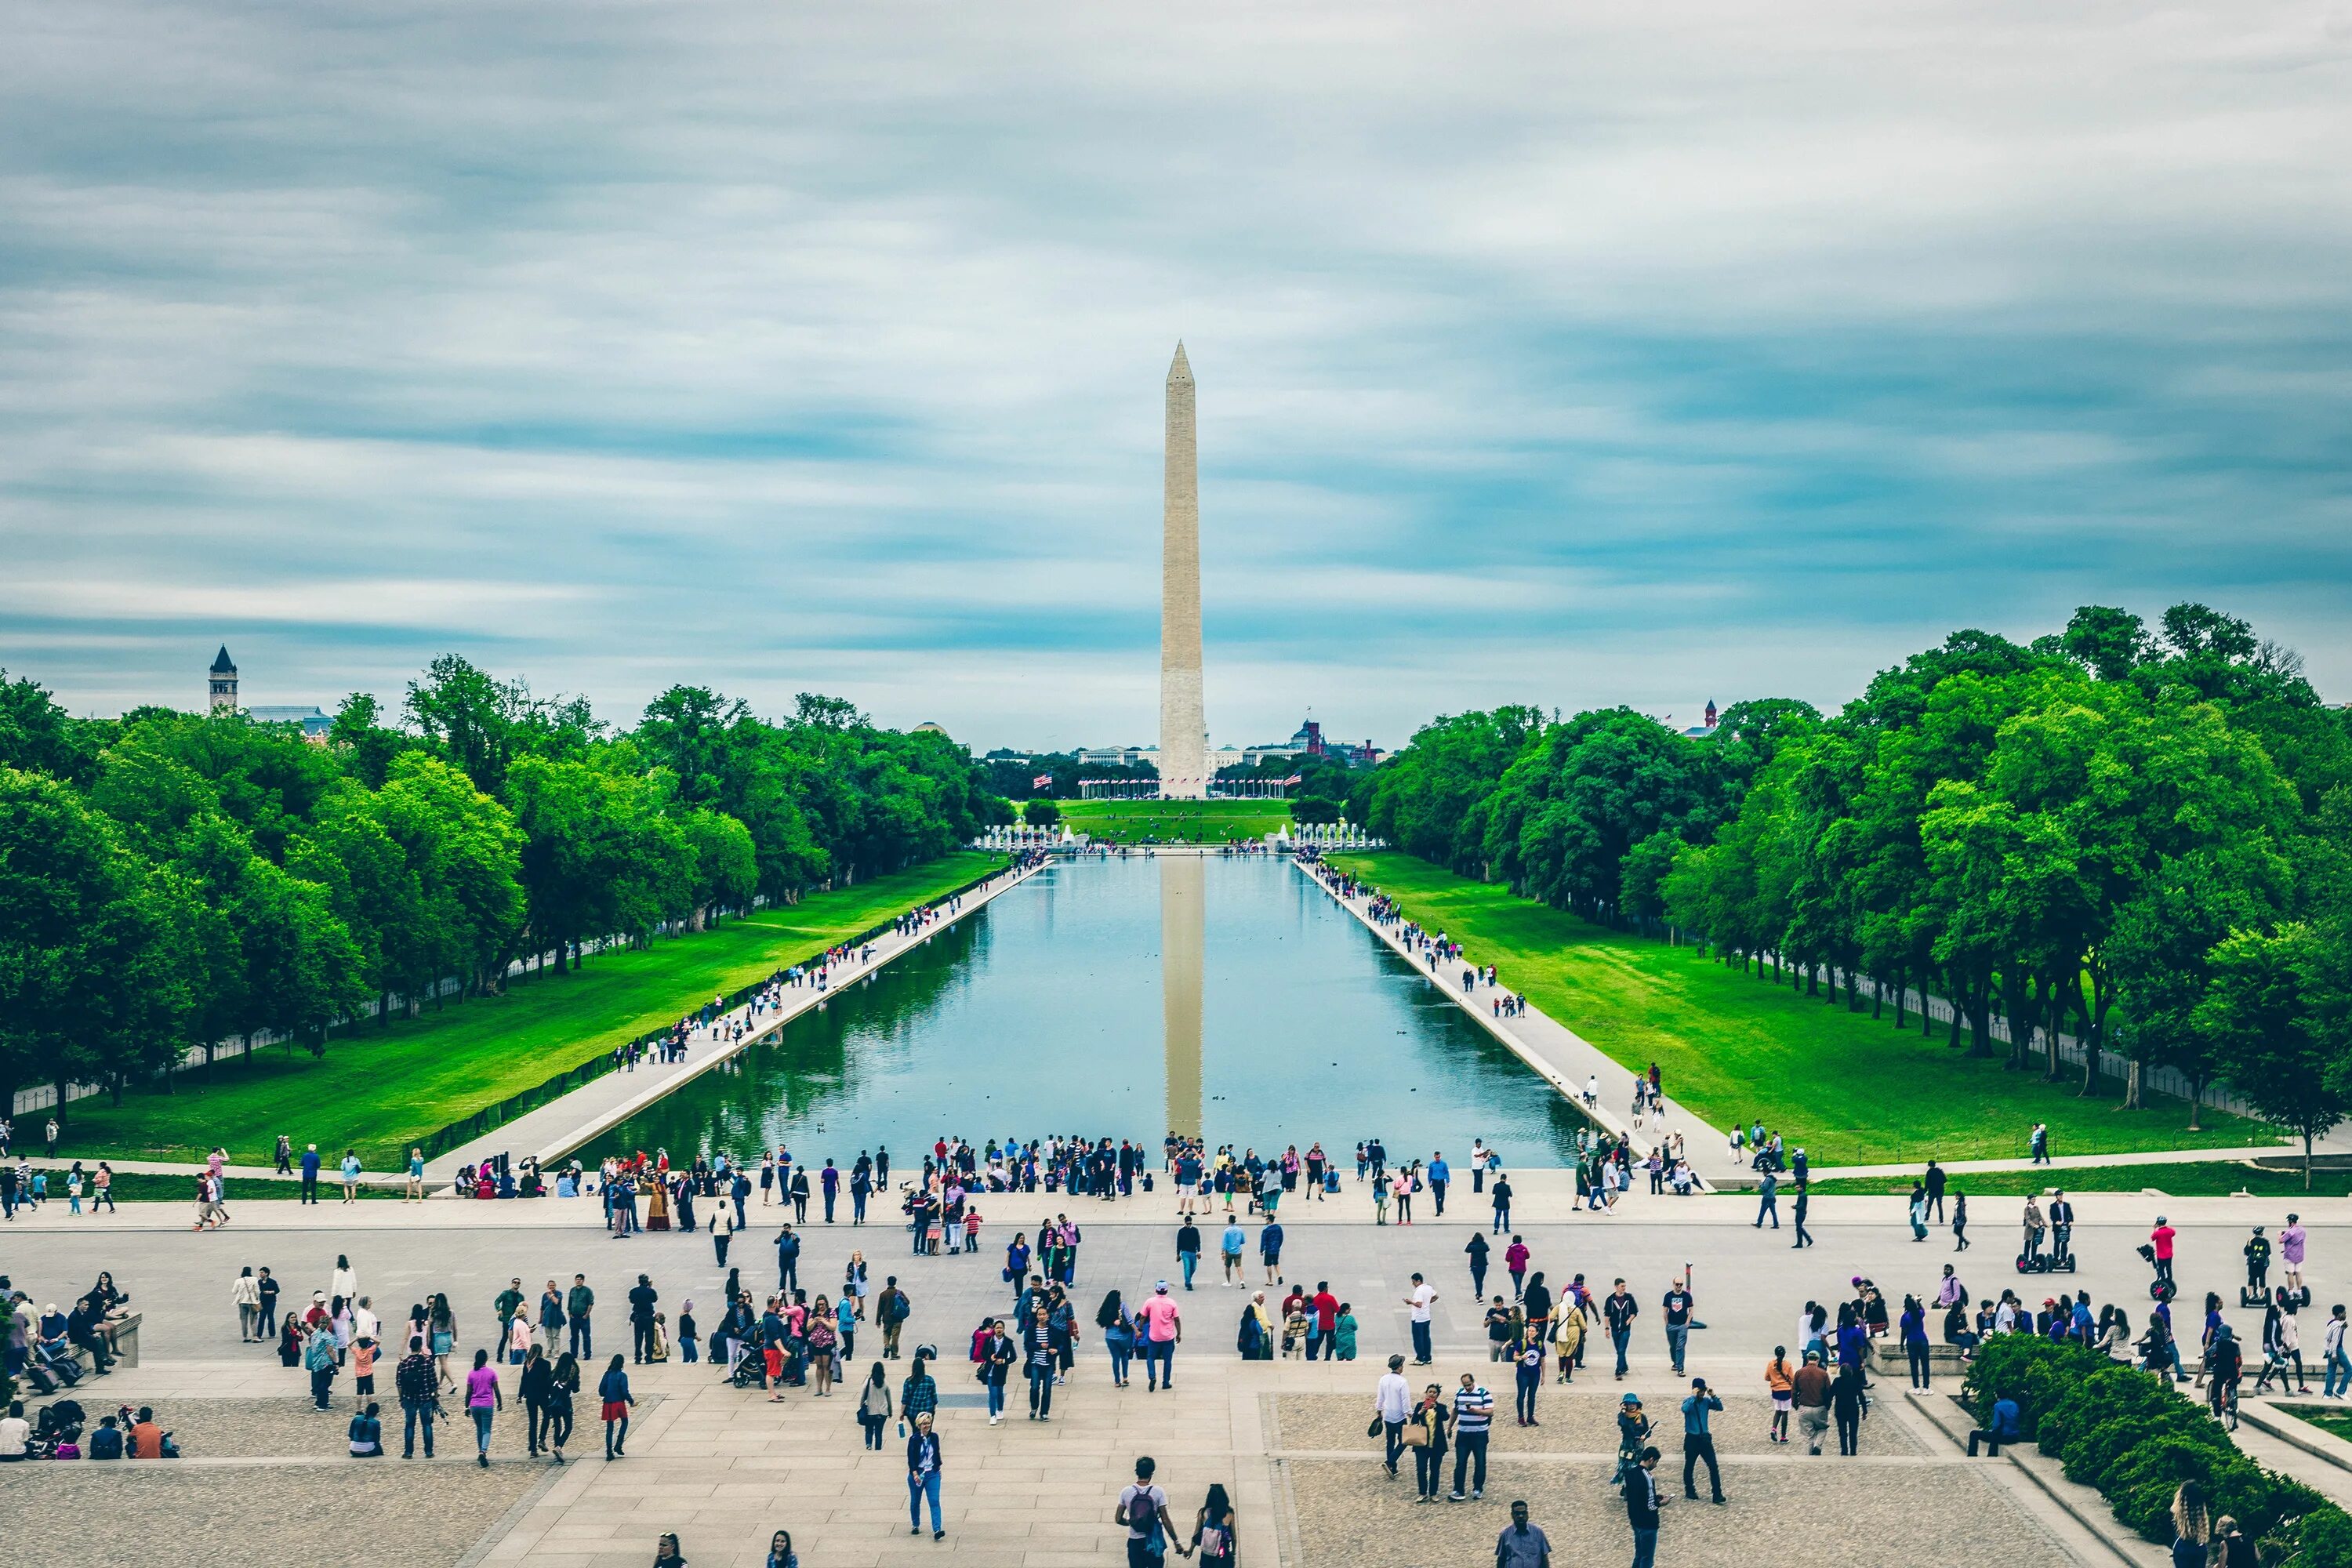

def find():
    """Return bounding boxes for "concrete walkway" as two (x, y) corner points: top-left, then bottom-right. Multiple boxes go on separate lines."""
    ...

(1296, 858), (1734, 1163)
(1811, 1145), (2299, 1181)
(426, 859), (1047, 1178)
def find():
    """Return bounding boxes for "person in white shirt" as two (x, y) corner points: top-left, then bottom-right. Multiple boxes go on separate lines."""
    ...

(331, 1256), (359, 1303)
(354, 1297), (379, 1345)
(1403, 1275), (1439, 1364)
(2322, 1305), (2349, 1399)
(0, 1401), (28, 1461)
(1374, 1354), (1414, 1475)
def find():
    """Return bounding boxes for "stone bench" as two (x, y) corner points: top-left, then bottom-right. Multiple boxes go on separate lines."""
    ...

(55, 1310), (141, 1372)
(1868, 1338), (1967, 1373)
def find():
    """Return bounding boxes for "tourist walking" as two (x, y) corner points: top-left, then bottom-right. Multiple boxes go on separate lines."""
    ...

(465, 1348), (503, 1466)
(599, 1355), (634, 1457)
(1406, 1381), (1452, 1501)
(1605, 1279), (1639, 1380)
(1115, 1455), (1180, 1564)
(1494, 1501), (1551, 1568)
(858, 1360), (894, 1446)
(521, 1345), (553, 1456)
(1142, 1281), (1181, 1391)
(1374, 1354), (1412, 1475)
(1680, 1377), (1725, 1503)
(1193, 1481), (1238, 1567)
(1624, 1446), (1665, 1568)
(1452, 1370), (1494, 1501)
(395, 1337), (437, 1457)
(1755, 1169), (1778, 1229)
(906, 1411), (945, 1541)
(568, 1275), (595, 1359)
(1465, 1232), (1490, 1300)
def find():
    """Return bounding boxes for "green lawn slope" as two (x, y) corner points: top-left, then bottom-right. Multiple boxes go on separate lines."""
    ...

(54, 852), (1004, 1167)
(1327, 851), (2271, 1165)
(1057, 798), (1292, 844)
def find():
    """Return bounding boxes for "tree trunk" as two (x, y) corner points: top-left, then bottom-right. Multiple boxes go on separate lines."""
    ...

(2124, 1058), (2142, 1110)
(2187, 1076), (2205, 1133)
(2306, 1131), (2315, 1190)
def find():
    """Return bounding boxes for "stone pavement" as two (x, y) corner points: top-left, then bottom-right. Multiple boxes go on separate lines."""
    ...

(1301, 860), (1734, 1163)
(7, 1185), (2351, 1566)
(430, 862), (1045, 1179)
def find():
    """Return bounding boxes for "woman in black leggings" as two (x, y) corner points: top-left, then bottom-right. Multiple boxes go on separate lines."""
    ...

(1832, 1367), (1866, 1455)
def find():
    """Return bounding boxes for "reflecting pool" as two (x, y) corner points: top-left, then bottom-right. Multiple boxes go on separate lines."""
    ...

(589, 855), (1590, 1167)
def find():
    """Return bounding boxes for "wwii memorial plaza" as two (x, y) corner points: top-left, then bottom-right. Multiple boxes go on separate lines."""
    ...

(6, 8), (2352, 1568)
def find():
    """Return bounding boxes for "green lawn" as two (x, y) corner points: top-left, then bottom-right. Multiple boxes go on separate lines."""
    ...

(1326, 852), (2272, 1165)
(1055, 798), (1292, 844)
(1805, 1164), (2344, 1197)
(2278, 1407), (2352, 1445)
(53, 852), (1005, 1168)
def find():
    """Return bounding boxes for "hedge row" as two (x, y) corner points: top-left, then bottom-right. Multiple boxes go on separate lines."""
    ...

(1964, 1337), (2350, 1564)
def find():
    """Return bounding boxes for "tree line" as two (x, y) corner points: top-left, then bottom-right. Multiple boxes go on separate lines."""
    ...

(0, 657), (1004, 1119)
(1356, 605), (2352, 1172)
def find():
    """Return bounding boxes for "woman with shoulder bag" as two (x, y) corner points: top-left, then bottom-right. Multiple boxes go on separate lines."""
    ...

(1406, 1382), (1450, 1501)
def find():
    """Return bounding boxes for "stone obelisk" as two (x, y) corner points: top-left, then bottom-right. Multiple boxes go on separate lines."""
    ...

(1159, 343), (1207, 799)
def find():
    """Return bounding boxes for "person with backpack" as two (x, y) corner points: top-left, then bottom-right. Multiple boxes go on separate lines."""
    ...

(395, 1338), (438, 1457)
(1115, 1454), (1188, 1564)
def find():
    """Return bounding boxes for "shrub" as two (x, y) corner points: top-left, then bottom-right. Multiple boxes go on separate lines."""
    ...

(1962, 1334), (2107, 1438)
(1962, 1334), (2333, 1547)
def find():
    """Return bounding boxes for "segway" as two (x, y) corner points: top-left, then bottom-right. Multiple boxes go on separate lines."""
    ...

(2138, 1243), (2176, 1303)
(2049, 1227), (2078, 1275)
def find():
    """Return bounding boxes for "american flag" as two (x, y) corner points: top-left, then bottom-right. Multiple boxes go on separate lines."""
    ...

(1033, 774), (1053, 789)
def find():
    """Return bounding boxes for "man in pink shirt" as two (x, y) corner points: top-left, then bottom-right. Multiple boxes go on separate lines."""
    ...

(1141, 1281), (1182, 1392)
(1505, 1238), (1532, 1300)
(2150, 1217), (2176, 1293)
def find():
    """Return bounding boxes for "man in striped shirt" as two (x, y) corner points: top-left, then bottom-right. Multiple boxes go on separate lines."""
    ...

(1450, 1371), (1494, 1501)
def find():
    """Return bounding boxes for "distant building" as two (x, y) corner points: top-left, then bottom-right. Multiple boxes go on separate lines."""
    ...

(1076, 744), (1157, 768)
(914, 720), (948, 735)
(248, 705), (334, 741)
(209, 646), (238, 713)
(1679, 699), (1720, 740)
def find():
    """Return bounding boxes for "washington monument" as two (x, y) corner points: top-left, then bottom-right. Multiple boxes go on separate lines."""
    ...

(1159, 343), (1207, 799)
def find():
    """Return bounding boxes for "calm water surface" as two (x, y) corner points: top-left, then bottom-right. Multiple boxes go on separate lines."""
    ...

(590, 855), (1588, 1168)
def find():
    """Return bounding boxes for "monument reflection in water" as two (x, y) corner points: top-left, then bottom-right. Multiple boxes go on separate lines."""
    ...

(1161, 854), (1204, 1141)
(590, 856), (1592, 1167)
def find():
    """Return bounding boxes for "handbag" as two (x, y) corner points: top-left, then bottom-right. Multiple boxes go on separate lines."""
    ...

(1401, 1417), (1430, 1447)
(1366, 1415), (1384, 1439)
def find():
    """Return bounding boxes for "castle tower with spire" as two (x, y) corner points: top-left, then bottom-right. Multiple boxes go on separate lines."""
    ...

(209, 645), (238, 713)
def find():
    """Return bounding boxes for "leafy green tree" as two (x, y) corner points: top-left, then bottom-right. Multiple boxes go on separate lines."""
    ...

(2198, 924), (2347, 1185)
(679, 806), (757, 929)
(0, 769), (200, 1117)
(1023, 798), (1062, 828)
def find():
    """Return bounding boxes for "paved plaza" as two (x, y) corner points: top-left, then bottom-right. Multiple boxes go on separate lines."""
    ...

(6, 1181), (2349, 1566)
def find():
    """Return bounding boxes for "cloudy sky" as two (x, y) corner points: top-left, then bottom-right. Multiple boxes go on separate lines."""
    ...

(5, 2), (2348, 750)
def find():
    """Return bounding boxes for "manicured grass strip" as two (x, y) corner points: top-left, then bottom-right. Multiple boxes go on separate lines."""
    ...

(53, 853), (1005, 1169)
(2278, 1406), (2352, 1446)
(1806, 1163), (2347, 1197)
(1055, 799), (1292, 844)
(1326, 851), (2270, 1166)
